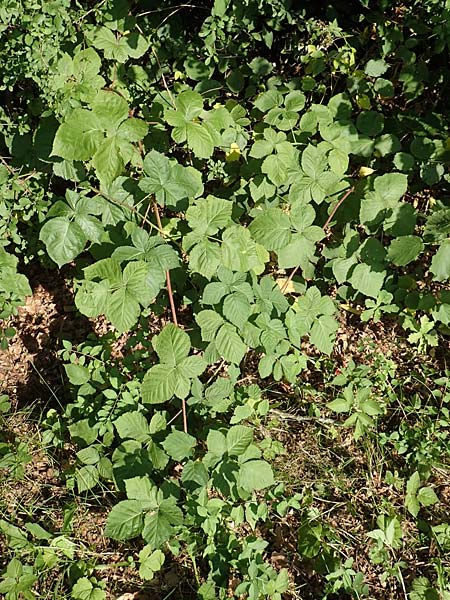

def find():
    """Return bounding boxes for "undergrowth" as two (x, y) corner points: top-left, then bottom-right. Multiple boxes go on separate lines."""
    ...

(1, 0), (450, 598)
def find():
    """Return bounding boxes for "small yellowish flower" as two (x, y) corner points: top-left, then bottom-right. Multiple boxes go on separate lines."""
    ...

(174, 70), (184, 80)
(359, 166), (375, 177)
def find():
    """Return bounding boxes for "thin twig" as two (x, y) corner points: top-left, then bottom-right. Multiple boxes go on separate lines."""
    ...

(151, 48), (175, 108)
(152, 202), (178, 327)
(167, 409), (183, 427)
(152, 201), (186, 434)
(205, 359), (226, 385)
(92, 187), (165, 236)
(281, 185), (355, 293)
(136, 3), (207, 18)
(75, 0), (108, 24)
(140, 200), (152, 228)
(323, 185), (355, 231)
(0, 157), (36, 196)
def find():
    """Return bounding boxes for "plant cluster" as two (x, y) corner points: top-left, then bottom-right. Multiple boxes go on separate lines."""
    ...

(1, 0), (450, 598)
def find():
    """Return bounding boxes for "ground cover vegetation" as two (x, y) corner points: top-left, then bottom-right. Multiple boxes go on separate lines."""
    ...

(0, 0), (450, 597)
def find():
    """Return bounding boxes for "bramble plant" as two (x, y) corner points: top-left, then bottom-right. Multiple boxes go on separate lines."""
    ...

(1, 0), (450, 598)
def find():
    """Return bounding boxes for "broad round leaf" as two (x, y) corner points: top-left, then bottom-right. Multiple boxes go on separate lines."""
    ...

(39, 217), (86, 267)
(104, 500), (145, 540)
(387, 235), (424, 266)
(238, 460), (274, 492)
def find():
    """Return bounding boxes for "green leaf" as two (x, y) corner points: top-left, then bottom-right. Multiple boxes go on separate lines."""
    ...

(261, 154), (287, 187)
(105, 287), (140, 333)
(202, 281), (228, 304)
(142, 364), (176, 404)
(387, 235), (423, 266)
(90, 260), (160, 332)
(349, 263), (386, 298)
(238, 460), (274, 492)
(153, 324), (190, 366)
(125, 476), (155, 501)
(75, 280), (110, 318)
(285, 90), (306, 111)
(118, 118), (148, 142)
(141, 151), (203, 206)
(185, 122), (215, 158)
(327, 397), (351, 413)
(138, 547), (165, 581)
(406, 471), (420, 496)
(25, 523), (52, 540)
(52, 109), (103, 161)
(105, 500), (145, 540)
(77, 447), (100, 465)
(310, 315), (338, 355)
(91, 27), (148, 62)
(430, 240), (450, 282)
(92, 136), (123, 184)
(187, 195), (232, 235)
(76, 465), (99, 493)
(39, 218), (86, 267)
(122, 261), (159, 305)
(409, 577), (440, 600)
(250, 139), (275, 159)
(172, 91), (204, 121)
(254, 90), (283, 112)
(162, 431), (196, 461)
(188, 239), (222, 279)
(417, 486), (439, 508)
(374, 172), (408, 205)
(406, 472), (423, 516)
(356, 111), (384, 136)
(277, 235), (317, 278)
(226, 425), (253, 456)
(196, 310), (224, 341)
(165, 91), (218, 158)
(0, 520), (29, 550)
(410, 137), (434, 160)
(222, 292), (252, 328)
(92, 90), (128, 129)
(424, 209), (450, 242)
(375, 133), (400, 156)
(72, 577), (106, 600)
(114, 412), (151, 442)
(365, 59), (388, 77)
(249, 208), (291, 251)
(142, 496), (183, 549)
(393, 152), (415, 172)
(216, 323), (247, 364)
(65, 364), (90, 385)
(207, 429), (227, 456)
(328, 147), (349, 175)
(301, 144), (327, 178)
(221, 225), (267, 273)
(422, 162), (445, 185)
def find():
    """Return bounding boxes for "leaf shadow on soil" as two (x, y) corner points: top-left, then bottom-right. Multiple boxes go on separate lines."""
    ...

(1, 262), (93, 411)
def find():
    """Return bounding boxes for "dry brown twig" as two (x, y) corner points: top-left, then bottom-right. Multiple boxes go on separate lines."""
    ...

(152, 200), (188, 434)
